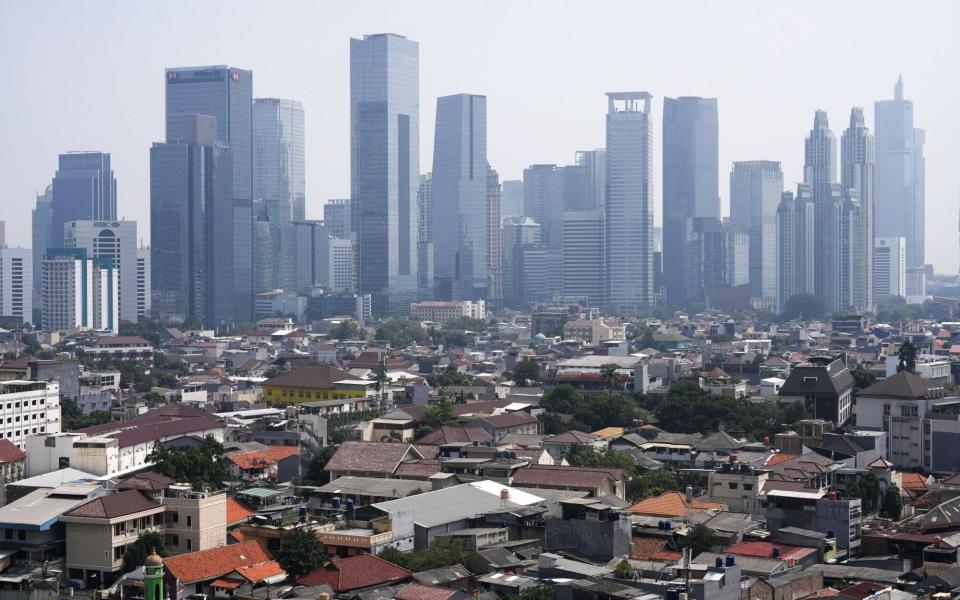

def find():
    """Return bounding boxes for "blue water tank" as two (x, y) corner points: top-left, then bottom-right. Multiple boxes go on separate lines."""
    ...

(715, 557), (723, 568)
(346, 498), (355, 511)
(725, 555), (736, 567)
(827, 529), (835, 538)
(666, 588), (679, 600)
(772, 547), (780, 558)
(332, 497), (341, 509)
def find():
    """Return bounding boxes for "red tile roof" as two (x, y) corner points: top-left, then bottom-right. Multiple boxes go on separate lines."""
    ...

(900, 472), (929, 496)
(765, 453), (798, 466)
(64, 489), (161, 519)
(297, 554), (410, 591)
(725, 541), (815, 560)
(210, 579), (242, 590)
(396, 582), (458, 600)
(164, 540), (272, 584)
(627, 492), (724, 517)
(416, 425), (493, 446)
(0, 439), (26, 463)
(226, 446), (300, 470)
(630, 537), (681, 561)
(235, 560), (285, 583)
(226, 497), (255, 525)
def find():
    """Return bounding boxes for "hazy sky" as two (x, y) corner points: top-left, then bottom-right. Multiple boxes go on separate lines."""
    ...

(2, 1), (958, 271)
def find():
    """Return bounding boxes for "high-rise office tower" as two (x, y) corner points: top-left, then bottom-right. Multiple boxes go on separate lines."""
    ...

(523, 165), (563, 252)
(0, 222), (4, 249)
(150, 114), (234, 325)
(31, 186), (53, 294)
(64, 219), (142, 323)
(41, 248), (118, 334)
(136, 245), (151, 321)
(500, 180), (523, 218)
(416, 176), (433, 298)
(431, 94), (488, 300)
(562, 210), (605, 308)
(777, 185), (816, 309)
(804, 110), (843, 313)
(501, 216), (541, 308)
(876, 76), (925, 269)
(841, 107), (875, 313)
(324, 199), (352, 240)
(0, 247), (32, 324)
(50, 152), (117, 249)
(605, 92), (654, 316)
(350, 33), (419, 315)
(874, 237), (906, 300)
(486, 166), (502, 308)
(662, 97), (719, 307)
(838, 192), (864, 312)
(730, 161), (783, 310)
(576, 149), (606, 211)
(166, 65), (253, 323)
(252, 215), (275, 293)
(691, 219), (749, 302)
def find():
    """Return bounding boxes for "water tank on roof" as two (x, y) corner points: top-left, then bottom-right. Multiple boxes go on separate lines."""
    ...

(331, 497), (341, 509)
(715, 557), (723, 568)
(725, 555), (736, 567)
(772, 547), (780, 558)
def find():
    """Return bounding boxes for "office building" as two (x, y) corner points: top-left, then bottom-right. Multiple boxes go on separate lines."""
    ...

(501, 216), (541, 308)
(730, 161), (783, 310)
(0, 380), (61, 450)
(41, 248), (118, 334)
(416, 176), (433, 298)
(324, 198), (351, 240)
(838, 192), (864, 313)
(0, 248), (32, 324)
(562, 210), (604, 308)
(605, 92), (654, 315)
(841, 107), (875, 313)
(49, 153), (117, 249)
(486, 166), (502, 308)
(804, 111), (844, 313)
(0, 221), (4, 248)
(575, 149), (606, 211)
(64, 220), (142, 323)
(150, 114), (234, 325)
(777, 185), (815, 309)
(876, 77), (925, 268)
(662, 97), (719, 307)
(350, 33), (419, 315)
(136, 246), (150, 321)
(166, 65), (253, 323)
(875, 237), (906, 299)
(430, 94), (489, 300)
(690, 219), (749, 310)
(31, 186), (53, 294)
(252, 216), (275, 293)
(523, 164), (563, 252)
(500, 179), (523, 218)
(279, 221), (353, 294)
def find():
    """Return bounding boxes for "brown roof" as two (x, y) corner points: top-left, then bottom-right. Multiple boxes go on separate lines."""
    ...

(297, 554), (410, 591)
(235, 560), (285, 583)
(324, 442), (423, 475)
(74, 404), (223, 448)
(543, 430), (597, 444)
(118, 471), (173, 492)
(474, 413), (538, 429)
(164, 540), (272, 584)
(627, 492), (724, 517)
(226, 446), (300, 470)
(511, 465), (623, 489)
(0, 439), (26, 463)
(393, 460), (442, 480)
(261, 364), (357, 389)
(858, 370), (940, 399)
(416, 425), (493, 446)
(92, 336), (152, 347)
(396, 583), (458, 600)
(64, 489), (161, 519)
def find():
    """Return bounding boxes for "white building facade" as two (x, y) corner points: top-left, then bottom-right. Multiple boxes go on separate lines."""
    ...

(0, 380), (61, 450)
(41, 249), (119, 334)
(0, 248), (32, 325)
(64, 220), (143, 323)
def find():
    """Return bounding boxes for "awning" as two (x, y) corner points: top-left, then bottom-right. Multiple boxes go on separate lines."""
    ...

(210, 579), (242, 590)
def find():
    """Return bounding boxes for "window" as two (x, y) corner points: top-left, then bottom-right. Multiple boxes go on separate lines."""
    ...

(186, 539), (192, 551)
(728, 482), (738, 490)
(743, 483), (753, 491)
(3, 530), (11, 540)
(17, 530), (25, 541)
(186, 516), (192, 528)
(883, 404), (890, 415)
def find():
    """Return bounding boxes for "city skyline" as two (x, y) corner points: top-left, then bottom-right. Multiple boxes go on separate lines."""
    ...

(3, 2), (958, 273)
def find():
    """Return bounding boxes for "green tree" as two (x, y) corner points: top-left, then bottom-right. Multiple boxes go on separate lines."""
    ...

(629, 469), (681, 500)
(846, 471), (882, 514)
(780, 293), (827, 321)
(565, 445), (636, 473)
(304, 446), (338, 485)
(540, 384), (584, 414)
(417, 395), (459, 436)
(614, 559), (633, 579)
(375, 318), (428, 348)
(426, 364), (474, 388)
(372, 363), (389, 405)
(331, 320), (365, 341)
(122, 531), (165, 573)
(897, 341), (918, 373)
(274, 528), (326, 579)
(147, 436), (228, 491)
(512, 585), (555, 600)
(511, 359), (541, 386)
(851, 365), (876, 390)
(882, 484), (904, 519)
(378, 538), (468, 571)
(61, 398), (113, 431)
(600, 363), (620, 391)
(679, 524), (719, 556)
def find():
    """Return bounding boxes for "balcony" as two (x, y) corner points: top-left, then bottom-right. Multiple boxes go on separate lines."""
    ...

(318, 528), (393, 549)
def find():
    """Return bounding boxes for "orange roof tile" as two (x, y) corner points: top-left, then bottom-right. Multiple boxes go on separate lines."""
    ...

(235, 560), (285, 583)
(630, 537), (681, 561)
(900, 472), (928, 495)
(226, 497), (255, 525)
(163, 540), (272, 584)
(210, 579), (242, 590)
(297, 554), (410, 591)
(227, 446), (300, 470)
(766, 453), (798, 466)
(626, 492), (724, 517)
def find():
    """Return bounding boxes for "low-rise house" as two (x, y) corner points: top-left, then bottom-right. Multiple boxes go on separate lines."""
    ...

(0, 439), (26, 503)
(778, 354), (854, 426)
(363, 409), (418, 443)
(627, 491), (725, 518)
(467, 413), (539, 442)
(83, 336), (154, 363)
(226, 446), (300, 482)
(542, 430), (605, 460)
(545, 498), (631, 562)
(61, 489), (166, 587)
(297, 553), (411, 593)
(324, 442), (431, 479)
(741, 569), (823, 600)
(160, 484), (227, 555)
(511, 464), (626, 499)
(260, 364), (369, 407)
(162, 540), (275, 600)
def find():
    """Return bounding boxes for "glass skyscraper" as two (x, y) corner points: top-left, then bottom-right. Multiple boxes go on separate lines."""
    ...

(165, 65), (253, 323)
(253, 97), (305, 291)
(31, 185), (53, 294)
(50, 152), (117, 249)
(841, 107), (875, 313)
(431, 93), (488, 300)
(730, 161), (783, 310)
(605, 92), (654, 316)
(350, 34), (419, 315)
(662, 96), (719, 307)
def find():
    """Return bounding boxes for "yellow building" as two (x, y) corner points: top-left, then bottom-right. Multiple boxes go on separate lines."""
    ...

(261, 364), (369, 406)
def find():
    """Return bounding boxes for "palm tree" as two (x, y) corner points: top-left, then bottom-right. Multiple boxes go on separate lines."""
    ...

(600, 363), (619, 391)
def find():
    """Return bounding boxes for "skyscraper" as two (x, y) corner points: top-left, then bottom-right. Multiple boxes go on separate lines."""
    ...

(501, 216), (541, 308)
(431, 94), (488, 300)
(841, 107), (875, 312)
(523, 165), (563, 252)
(166, 65), (253, 323)
(150, 114), (234, 325)
(324, 199), (352, 240)
(31, 186), (53, 294)
(500, 180), (523, 218)
(350, 33), (419, 315)
(804, 110), (843, 313)
(0, 247), (32, 325)
(50, 152), (117, 249)
(777, 185), (816, 309)
(662, 97), (719, 307)
(486, 166), (502, 308)
(562, 209), (605, 308)
(41, 248), (118, 334)
(253, 98), (305, 291)
(875, 76), (925, 270)
(730, 161), (783, 310)
(605, 92), (654, 316)
(64, 219), (142, 323)
(874, 237), (906, 300)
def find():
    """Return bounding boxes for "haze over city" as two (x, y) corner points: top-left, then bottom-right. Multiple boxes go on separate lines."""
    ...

(2, 0), (958, 271)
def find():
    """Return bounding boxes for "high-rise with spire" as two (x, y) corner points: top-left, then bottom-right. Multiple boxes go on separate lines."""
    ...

(841, 107), (875, 313)
(805, 110), (843, 313)
(875, 76), (925, 272)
